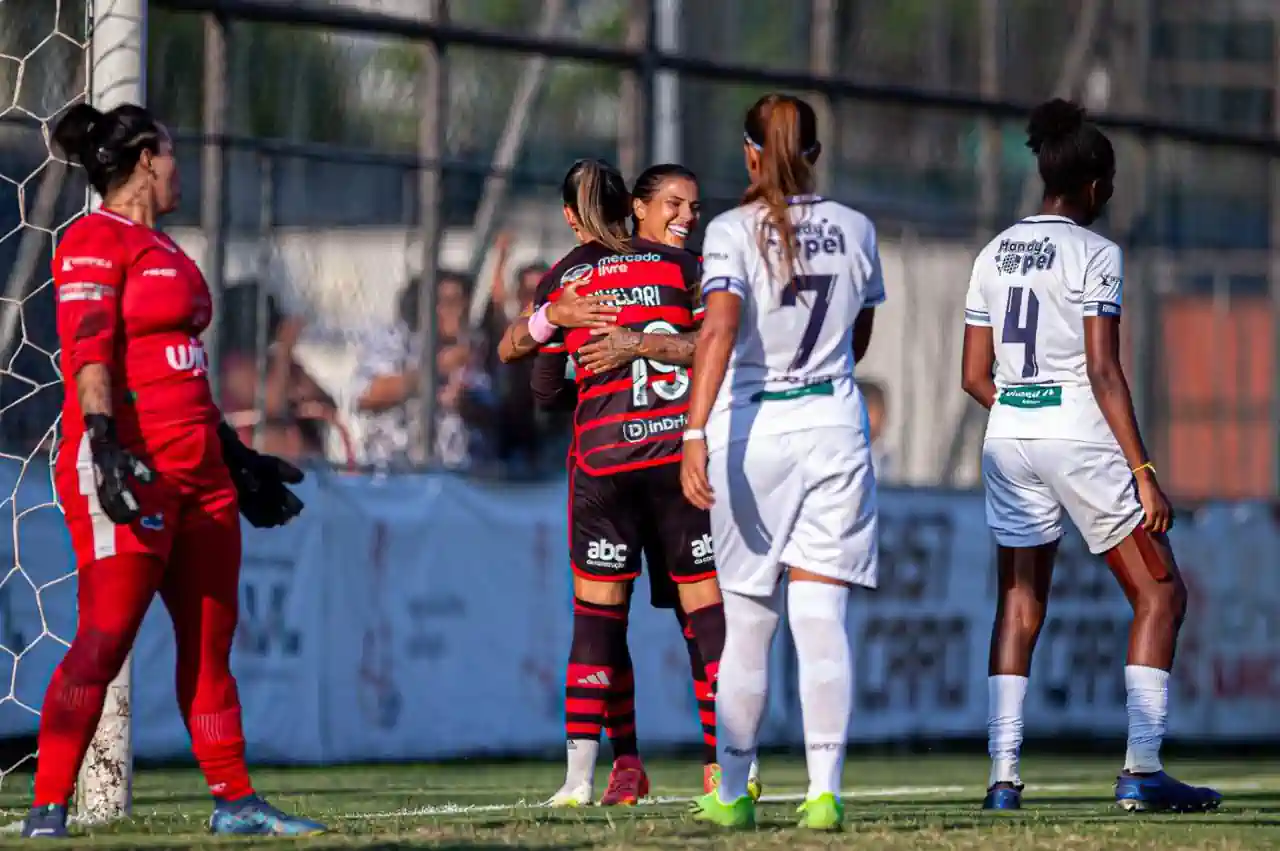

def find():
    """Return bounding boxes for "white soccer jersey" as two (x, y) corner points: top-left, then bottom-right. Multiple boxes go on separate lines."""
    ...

(700, 195), (885, 450)
(964, 214), (1123, 444)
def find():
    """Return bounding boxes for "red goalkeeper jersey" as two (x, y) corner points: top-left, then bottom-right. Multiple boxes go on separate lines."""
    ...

(54, 209), (219, 452)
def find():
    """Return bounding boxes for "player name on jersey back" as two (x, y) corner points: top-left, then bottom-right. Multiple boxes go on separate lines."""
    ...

(965, 214), (1123, 444)
(699, 197), (887, 451)
(537, 240), (700, 476)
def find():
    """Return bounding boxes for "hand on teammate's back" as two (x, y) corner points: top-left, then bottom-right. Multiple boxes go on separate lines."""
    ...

(680, 439), (714, 510)
(217, 422), (306, 528)
(547, 282), (619, 329)
(576, 328), (642, 374)
(1135, 469), (1173, 533)
(85, 414), (154, 524)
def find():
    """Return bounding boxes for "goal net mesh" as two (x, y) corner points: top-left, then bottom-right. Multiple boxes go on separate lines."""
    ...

(0, 0), (95, 794)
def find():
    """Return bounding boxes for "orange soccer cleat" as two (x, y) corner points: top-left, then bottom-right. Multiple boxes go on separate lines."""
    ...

(704, 763), (722, 794)
(598, 755), (650, 806)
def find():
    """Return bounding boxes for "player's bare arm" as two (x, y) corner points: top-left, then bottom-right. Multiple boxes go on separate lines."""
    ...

(576, 328), (696, 374)
(960, 324), (998, 410)
(852, 307), (876, 363)
(681, 292), (739, 510)
(1083, 313), (1171, 532)
(498, 313), (542, 363)
(75, 363), (113, 417)
(497, 282), (620, 363)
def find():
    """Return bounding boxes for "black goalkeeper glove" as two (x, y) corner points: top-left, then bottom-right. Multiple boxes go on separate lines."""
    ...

(217, 422), (305, 528)
(84, 414), (154, 525)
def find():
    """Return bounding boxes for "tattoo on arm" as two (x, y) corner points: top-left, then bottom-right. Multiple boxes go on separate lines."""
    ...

(638, 331), (696, 366)
(76, 363), (113, 417)
(500, 316), (542, 362)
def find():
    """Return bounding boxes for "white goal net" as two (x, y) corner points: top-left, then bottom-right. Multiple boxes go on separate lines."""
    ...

(0, 0), (145, 824)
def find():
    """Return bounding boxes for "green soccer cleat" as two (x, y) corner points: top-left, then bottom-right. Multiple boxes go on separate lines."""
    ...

(796, 793), (843, 831)
(689, 791), (755, 829)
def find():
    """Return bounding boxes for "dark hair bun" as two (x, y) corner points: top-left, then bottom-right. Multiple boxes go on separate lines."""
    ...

(52, 102), (107, 164)
(1026, 98), (1086, 155)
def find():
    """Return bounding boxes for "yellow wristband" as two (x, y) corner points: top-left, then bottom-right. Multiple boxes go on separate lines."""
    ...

(1131, 462), (1156, 476)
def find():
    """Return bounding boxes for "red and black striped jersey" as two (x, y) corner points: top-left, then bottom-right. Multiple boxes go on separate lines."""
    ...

(533, 239), (701, 476)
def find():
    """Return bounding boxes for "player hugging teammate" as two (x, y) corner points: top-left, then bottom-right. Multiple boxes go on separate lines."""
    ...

(498, 160), (760, 805)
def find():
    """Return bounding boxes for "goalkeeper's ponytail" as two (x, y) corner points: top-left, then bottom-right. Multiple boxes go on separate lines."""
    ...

(52, 102), (163, 198)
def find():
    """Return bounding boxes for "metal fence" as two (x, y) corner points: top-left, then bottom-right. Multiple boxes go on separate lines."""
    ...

(4, 0), (1280, 498)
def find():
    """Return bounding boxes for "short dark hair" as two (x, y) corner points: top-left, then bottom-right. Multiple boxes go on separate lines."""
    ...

(52, 102), (165, 197)
(1026, 98), (1115, 199)
(399, 270), (471, 328)
(516, 262), (549, 284)
(630, 163), (698, 234)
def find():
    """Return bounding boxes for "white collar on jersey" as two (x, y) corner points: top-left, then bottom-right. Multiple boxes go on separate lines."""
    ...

(94, 208), (137, 227)
(787, 194), (824, 205)
(1019, 214), (1078, 225)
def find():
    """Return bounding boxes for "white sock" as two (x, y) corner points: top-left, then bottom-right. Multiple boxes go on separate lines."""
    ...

(716, 588), (781, 804)
(564, 738), (599, 789)
(1124, 665), (1169, 774)
(987, 675), (1028, 787)
(787, 580), (852, 800)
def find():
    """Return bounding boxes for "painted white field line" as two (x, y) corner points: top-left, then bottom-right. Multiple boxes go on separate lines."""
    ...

(3, 775), (1268, 832)
(337, 775), (1272, 821)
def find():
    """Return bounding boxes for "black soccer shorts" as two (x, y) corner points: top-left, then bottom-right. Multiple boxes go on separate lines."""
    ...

(568, 462), (715, 590)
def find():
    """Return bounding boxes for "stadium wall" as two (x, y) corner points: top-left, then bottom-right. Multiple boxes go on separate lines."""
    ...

(2, 467), (1279, 762)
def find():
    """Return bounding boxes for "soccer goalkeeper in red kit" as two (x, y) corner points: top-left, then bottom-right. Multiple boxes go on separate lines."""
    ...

(21, 103), (325, 839)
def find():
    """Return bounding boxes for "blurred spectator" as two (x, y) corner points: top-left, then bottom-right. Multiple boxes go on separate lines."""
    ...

(220, 298), (337, 465)
(482, 232), (557, 474)
(353, 271), (496, 471)
(859, 379), (893, 482)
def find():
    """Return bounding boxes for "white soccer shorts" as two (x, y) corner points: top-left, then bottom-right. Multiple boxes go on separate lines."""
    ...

(981, 437), (1144, 555)
(707, 426), (879, 597)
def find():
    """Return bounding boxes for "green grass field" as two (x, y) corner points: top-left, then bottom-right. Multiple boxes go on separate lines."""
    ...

(1, 754), (1277, 849)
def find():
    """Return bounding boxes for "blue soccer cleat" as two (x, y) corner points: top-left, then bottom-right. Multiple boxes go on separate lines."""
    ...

(21, 804), (69, 839)
(1114, 771), (1222, 813)
(982, 782), (1023, 811)
(209, 795), (327, 836)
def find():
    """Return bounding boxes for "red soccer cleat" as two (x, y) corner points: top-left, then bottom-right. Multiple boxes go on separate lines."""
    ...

(599, 755), (649, 806)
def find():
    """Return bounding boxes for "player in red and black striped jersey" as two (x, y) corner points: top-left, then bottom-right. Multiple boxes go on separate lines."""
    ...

(556, 165), (758, 800)
(506, 160), (732, 807)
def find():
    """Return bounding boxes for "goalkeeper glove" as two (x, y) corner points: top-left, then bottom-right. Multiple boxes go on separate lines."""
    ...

(217, 422), (306, 528)
(84, 414), (154, 525)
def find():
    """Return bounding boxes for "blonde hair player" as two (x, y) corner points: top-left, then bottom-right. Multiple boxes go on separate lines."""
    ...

(681, 93), (884, 832)
(961, 98), (1220, 814)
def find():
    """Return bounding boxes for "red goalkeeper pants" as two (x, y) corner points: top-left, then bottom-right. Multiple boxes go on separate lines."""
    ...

(37, 432), (252, 805)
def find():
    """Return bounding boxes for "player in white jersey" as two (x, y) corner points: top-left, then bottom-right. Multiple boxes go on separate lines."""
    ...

(962, 99), (1220, 814)
(681, 94), (882, 832)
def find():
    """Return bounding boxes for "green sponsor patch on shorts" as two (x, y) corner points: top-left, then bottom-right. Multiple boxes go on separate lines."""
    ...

(751, 380), (834, 403)
(999, 384), (1062, 408)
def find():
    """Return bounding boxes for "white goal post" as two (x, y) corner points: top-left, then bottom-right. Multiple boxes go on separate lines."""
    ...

(73, 0), (147, 825)
(0, 0), (145, 827)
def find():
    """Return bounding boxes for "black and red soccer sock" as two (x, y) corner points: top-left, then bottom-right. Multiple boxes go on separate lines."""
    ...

(676, 607), (718, 765)
(603, 640), (639, 759)
(685, 601), (726, 692)
(566, 598), (630, 751)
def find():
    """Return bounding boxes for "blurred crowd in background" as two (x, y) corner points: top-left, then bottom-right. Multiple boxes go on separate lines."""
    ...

(2, 0), (1274, 499)
(211, 229), (895, 481)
